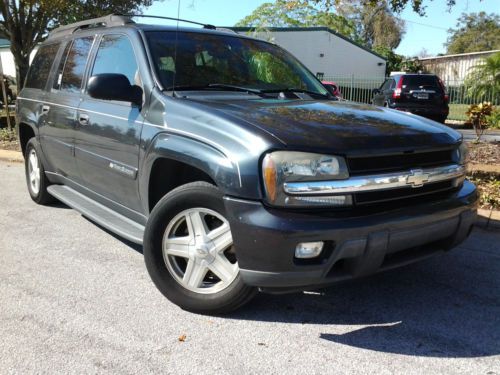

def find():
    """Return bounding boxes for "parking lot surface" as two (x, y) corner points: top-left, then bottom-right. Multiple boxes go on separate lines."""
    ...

(0, 161), (499, 374)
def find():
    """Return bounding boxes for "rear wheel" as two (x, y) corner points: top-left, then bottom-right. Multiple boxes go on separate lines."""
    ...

(143, 181), (256, 314)
(24, 139), (54, 205)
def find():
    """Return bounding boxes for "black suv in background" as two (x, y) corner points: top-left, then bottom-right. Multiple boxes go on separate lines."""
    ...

(17, 15), (476, 314)
(372, 74), (449, 123)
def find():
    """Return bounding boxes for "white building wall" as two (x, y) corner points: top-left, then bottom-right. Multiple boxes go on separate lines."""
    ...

(0, 47), (37, 79)
(239, 30), (386, 79)
(419, 50), (500, 83)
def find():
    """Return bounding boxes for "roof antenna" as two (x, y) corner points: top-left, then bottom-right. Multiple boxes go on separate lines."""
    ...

(172, 0), (181, 97)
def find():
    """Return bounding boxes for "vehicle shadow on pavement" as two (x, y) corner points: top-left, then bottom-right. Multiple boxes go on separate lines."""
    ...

(229, 228), (500, 358)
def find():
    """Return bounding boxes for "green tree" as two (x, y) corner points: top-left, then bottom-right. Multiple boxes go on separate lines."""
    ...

(464, 52), (500, 100)
(0, 0), (157, 91)
(445, 12), (500, 54)
(235, 0), (358, 42)
(283, 0), (460, 16)
(337, 0), (405, 49)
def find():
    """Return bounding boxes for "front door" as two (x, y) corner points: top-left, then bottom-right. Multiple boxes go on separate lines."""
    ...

(75, 34), (145, 212)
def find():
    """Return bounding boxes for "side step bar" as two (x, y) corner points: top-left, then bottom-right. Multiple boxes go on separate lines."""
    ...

(47, 185), (145, 244)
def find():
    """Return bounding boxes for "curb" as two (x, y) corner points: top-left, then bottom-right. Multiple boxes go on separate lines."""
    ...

(476, 209), (500, 230)
(0, 149), (23, 163)
(468, 163), (500, 174)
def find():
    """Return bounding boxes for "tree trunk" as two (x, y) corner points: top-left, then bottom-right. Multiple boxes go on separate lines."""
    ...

(12, 50), (30, 94)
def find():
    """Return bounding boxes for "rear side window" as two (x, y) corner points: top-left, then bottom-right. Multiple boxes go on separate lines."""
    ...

(25, 43), (60, 90)
(60, 36), (94, 93)
(402, 75), (439, 91)
(91, 34), (139, 86)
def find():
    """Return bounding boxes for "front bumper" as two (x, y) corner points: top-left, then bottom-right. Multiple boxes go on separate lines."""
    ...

(224, 180), (477, 291)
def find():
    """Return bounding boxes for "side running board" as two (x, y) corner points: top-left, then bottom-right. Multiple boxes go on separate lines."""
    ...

(47, 185), (145, 244)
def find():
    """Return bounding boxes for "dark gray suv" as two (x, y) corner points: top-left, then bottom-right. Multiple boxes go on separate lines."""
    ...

(17, 15), (477, 314)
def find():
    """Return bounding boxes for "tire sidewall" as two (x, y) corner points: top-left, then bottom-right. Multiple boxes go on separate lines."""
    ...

(24, 139), (44, 202)
(143, 182), (253, 313)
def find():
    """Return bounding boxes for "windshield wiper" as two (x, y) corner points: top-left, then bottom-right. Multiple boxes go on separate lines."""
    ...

(207, 84), (272, 97)
(261, 88), (330, 99)
(164, 83), (271, 97)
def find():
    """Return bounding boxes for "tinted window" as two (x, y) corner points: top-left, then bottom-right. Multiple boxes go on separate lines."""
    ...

(92, 35), (139, 85)
(25, 43), (60, 90)
(402, 75), (439, 91)
(146, 31), (328, 95)
(60, 36), (94, 93)
(52, 42), (72, 90)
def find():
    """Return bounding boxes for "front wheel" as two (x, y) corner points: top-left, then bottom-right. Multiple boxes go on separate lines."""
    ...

(143, 181), (256, 314)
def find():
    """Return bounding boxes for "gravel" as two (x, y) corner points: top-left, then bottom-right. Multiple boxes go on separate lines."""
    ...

(0, 161), (499, 374)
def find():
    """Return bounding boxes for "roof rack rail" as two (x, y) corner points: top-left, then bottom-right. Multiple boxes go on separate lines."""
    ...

(119, 14), (216, 30)
(48, 14), (134, 39)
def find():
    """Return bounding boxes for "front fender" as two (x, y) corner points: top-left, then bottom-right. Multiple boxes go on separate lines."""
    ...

(139, 131), (259, 214)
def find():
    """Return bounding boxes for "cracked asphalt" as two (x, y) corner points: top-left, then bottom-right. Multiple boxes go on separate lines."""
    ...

(0, 160), (499, 374)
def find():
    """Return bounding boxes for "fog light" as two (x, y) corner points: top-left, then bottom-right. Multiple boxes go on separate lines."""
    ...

(295, 241), (324, 258)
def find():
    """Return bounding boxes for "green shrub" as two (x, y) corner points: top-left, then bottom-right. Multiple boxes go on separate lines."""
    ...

(485, 108), (500, 129)
(0, 128), (16, 142)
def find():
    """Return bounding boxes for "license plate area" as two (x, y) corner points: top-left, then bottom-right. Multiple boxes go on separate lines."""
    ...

(416, 93), (429, 99)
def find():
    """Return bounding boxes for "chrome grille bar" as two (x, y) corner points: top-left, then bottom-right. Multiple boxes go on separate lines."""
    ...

(283, 164), (465, 195)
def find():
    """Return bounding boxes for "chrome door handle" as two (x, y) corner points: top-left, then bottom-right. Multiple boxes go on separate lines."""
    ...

(41, 105), (50, 114)
(79, 113), (90, 126)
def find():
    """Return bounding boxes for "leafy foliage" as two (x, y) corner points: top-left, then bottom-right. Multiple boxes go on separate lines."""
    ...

(372, 46), (423, 74)
(283, 0), (458, 16)
(336, 0), (405, 50)
(0, 0), (157, 90)
(236, 0), (404, 50)
(465, 102), (495, 141)
(445, 12), (500, 54)
(235, 0), (358, 41)
(464, 52), (500, 100)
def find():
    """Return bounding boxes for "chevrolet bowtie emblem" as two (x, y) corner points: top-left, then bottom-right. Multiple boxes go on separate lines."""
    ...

(406, 169), (430, 188)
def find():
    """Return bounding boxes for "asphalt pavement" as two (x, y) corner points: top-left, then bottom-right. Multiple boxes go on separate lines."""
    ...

(0, 161), (499, 374)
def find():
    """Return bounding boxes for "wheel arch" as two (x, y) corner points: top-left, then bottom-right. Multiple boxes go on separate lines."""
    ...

(18, 122), (36, 156)
(140, 132), (241, 213)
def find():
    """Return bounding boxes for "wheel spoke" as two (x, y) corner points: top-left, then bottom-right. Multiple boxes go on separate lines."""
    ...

(208, 223), (233, 253)
(209, 255), (236, 283)
(163, 237), (190, 258)
(183, 260), (208, 288)
(186, 211), (207, 238)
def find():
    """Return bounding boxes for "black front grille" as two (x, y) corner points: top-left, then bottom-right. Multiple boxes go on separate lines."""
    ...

(354, 180), (457, 205)
(347, 149), (455, 175)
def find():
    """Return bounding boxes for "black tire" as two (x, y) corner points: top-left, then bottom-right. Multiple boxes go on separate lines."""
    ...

(24, 138), (55, 205)
(143, 181), (257, 314)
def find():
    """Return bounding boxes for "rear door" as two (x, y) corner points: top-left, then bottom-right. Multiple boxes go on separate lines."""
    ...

(42, 36), (95, 178)
(75, 33), (145, 212)
(20, 42), (60, 168)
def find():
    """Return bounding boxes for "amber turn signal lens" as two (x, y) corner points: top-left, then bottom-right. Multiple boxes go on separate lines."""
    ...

(262, 154), (277, 202)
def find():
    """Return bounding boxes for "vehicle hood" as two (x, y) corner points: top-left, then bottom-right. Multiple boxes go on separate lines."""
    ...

(189, 98), (461, 154)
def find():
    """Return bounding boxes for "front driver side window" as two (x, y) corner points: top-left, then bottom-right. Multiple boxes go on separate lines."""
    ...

(91, 34), (140, 87)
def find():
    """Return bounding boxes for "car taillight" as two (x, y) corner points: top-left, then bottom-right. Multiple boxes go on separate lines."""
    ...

(392, 77), (403, 99)
(438, 78), (449, 103)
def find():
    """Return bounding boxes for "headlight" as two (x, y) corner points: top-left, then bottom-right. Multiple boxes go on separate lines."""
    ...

(262, 151), (350, 207)
(454, 142), (468, 165)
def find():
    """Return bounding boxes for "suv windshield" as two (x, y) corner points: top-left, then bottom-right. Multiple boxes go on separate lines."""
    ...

(146, 31), (328, 97)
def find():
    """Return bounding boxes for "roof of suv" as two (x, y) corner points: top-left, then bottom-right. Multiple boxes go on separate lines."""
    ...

(46, 14), (252, 42)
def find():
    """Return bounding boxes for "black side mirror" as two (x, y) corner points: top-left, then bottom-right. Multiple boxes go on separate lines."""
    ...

(87, 74), (143, 106)
(372, 88), (381, 95)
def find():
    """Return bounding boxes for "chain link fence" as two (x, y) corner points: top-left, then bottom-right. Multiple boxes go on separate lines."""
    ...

(323, 75), (499, 121)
